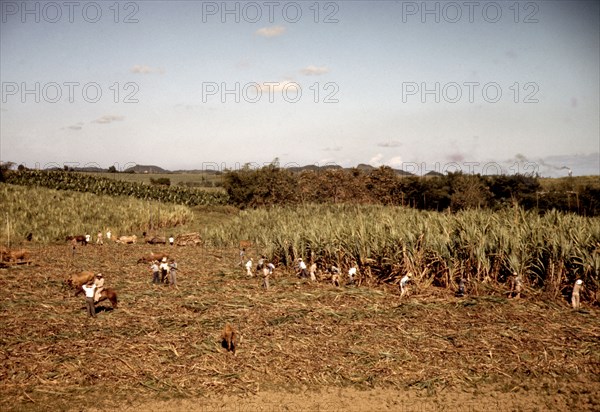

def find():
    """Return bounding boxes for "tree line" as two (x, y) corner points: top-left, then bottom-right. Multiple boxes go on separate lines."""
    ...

(223, 163), (600, 216)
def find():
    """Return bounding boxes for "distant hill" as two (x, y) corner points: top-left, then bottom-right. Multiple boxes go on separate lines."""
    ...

(287, 164), (343, 173)
(76, 166), (107, 173)
(56, 163), (415, 175)
(124, 164), (169, 174)
(356, 163), (375, 171)
(171, 169), (223, 175)
(122, 163), (415, 176)
(355, 164), (413, 176)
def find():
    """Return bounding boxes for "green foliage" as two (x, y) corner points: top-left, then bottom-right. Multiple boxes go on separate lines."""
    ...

(150, 177), (171, 186)
(5, 170), (228, 207)
(222, 165), (598, 216)
(0, 162), (14, 183)
(0, 184), (193, 242)
(223, 163), (297, 207)
(203, 204), (600, 303)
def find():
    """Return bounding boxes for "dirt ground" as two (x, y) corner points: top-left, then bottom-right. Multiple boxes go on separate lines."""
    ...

(1, 243), (599, 412)
(112, 384), (598, 412)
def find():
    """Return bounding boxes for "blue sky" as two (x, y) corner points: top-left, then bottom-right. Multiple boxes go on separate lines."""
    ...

(1, 0), (598, 176)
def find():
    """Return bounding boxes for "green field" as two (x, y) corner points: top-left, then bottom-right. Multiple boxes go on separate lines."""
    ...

(82, 172), (225, 191)
(3, 181), (598, 302)
(1, 180), (599, 411)
(0, 184), (194, 243)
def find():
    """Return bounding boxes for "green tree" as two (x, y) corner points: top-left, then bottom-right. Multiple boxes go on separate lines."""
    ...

(449, 173), (492, 211)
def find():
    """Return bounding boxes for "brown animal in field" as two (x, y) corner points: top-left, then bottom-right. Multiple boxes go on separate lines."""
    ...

(0, 246), (9, 261)
(7, 249), (30, 262)
(220, 323), (237, 354)
(66, 271), (95, 289)
(66, 235), (87, 245)
(146, 236), (166, 245)
(137, 252), (169, 264)
(175, 232), (201, 246)
(115, 235), (137, 244)
(76, 286), (118, 309)
(239, 240), (253, 250)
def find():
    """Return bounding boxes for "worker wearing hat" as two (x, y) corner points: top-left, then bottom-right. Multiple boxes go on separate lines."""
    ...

(93, 273), (104, 303)
(572, 279), (583, 310)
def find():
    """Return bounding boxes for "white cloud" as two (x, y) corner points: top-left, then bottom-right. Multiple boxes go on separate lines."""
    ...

(258, 80), (300, 93)
(93, 115), (125, 124)
(369, 153), (383, 166)
(388, 156), (403, 168)
(300, 65), (329, 76)
(255, 25), (285, 37)
(130, 65), (165, 74)
(323, 146), (343, 152)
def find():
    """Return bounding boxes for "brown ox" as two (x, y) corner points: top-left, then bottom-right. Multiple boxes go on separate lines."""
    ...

(0, 246), (9, 261)
(5, 249), (30, 262)
(220, 323), (237, 354)
(146, 236), (166, 245)
(239, 240), (253, 250)
(137, 252), (169, 264)
(66, 235), (87, 245)
(76, 287), (118, 309)
(116, 235), (137, 244)
(66, 271), (95, 289)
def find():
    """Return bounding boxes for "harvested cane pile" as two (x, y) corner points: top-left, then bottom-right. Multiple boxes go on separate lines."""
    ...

(0, 243), (599, 411)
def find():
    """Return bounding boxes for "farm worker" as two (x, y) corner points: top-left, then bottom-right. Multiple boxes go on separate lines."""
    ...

(71, 238), (77, 257)
(150, 260), (160, 284)
(81, 281), (97, 318)
(106, 230), (112, 241)
(330, 265), (340, 287)
(348, 266), (357, 284)
(239, 248), (246, 266)
(262, 266), (270, 290)
(511, 272), (523, 299)
(309, 262), (317, 282)
(400, 273), (411, 298)
(159, 257), (170, 283)
(267, 262), (275, 276)
(257, 255), (265, 271)
(93, 273), (105, 303)
(169, 235), (175, 246)
(298, 258), (308, 278)
(169, 259), (178, 287)
(245, 258), (253, 277)
(456, 278), (466, 297)
(96, 231), (103, 245)
(571, 279), (583, 310)
(85, 234), (91, 244)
